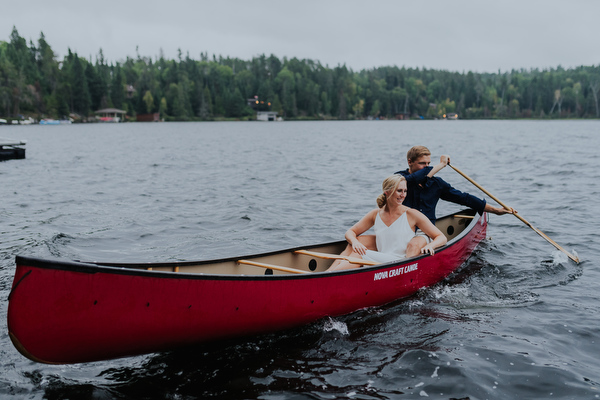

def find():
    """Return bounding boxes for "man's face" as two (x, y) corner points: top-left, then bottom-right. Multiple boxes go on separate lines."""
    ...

(408, 155), (431, 174)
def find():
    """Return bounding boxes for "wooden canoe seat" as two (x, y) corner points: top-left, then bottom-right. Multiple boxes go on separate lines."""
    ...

(147, 267), (179, 272)
(237, 260), (309, 274)
(294, 250), (379, 266)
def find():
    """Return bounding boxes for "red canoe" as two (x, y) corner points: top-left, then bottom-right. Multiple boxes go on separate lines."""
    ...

(8, 210), (487, 364)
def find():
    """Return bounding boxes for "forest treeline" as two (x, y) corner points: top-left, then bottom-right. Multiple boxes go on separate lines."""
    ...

(1, 26), (600, 121)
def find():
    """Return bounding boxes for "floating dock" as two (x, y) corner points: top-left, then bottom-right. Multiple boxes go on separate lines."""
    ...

(0, 138), (26, 161)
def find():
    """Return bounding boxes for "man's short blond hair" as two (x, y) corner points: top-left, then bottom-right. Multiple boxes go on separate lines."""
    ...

(406, 146), (431, 163)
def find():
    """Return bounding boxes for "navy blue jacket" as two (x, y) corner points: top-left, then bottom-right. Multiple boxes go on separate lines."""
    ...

(395, 167), (486, 223)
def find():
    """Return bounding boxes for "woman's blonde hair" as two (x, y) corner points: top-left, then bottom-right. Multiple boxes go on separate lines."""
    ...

(376, 175), (406, 208)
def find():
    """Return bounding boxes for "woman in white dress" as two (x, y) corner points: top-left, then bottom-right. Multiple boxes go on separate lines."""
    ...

(328, 175), (447, 271)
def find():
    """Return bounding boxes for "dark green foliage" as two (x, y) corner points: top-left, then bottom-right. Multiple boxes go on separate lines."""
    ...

(110, 63), (124, 109)
(1, 26), (599, 121)
(70, 55), (91, 115)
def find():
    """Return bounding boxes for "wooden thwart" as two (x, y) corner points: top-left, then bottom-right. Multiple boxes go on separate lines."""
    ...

(294, 249), (380, 266)
(453, 214), (475, 219)
(238, 259), (309, 274)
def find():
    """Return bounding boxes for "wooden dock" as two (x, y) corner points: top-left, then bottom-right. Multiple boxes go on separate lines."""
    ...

(0, 137), (26, 161)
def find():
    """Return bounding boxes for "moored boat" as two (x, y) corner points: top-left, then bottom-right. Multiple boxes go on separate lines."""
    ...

(8, 209), (487, 364)
(39, 119), (72, 125)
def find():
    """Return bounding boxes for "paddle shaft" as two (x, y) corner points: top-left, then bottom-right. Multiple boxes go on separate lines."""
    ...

(449, 164), (579, 264)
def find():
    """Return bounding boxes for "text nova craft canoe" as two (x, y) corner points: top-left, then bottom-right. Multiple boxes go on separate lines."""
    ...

(8, 209), (487, 364)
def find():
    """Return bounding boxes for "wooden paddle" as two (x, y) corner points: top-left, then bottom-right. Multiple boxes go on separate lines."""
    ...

(237, 259), (310, 274)
(294, 250), (380, 266)
(449, 164), (580, 264)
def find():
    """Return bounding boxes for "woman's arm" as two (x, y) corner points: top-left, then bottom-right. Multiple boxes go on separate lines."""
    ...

(407, 209), (447, 255)
(345, 209), (378, 256)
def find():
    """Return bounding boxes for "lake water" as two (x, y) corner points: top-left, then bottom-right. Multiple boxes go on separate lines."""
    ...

(1, 120), (599, 399)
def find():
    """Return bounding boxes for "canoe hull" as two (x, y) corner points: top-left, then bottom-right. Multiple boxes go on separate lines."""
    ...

(8, 212), (487, 364)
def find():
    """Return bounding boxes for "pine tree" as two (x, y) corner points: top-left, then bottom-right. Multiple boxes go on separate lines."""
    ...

(111, 64), (124, 109)
(71, 55), (91, 115)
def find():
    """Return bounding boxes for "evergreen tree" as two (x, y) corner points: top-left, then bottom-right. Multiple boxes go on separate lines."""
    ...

(36, 32), (58, 96)
(225, 87), (244, 117)
(111, 63), (124, 109)
(71, 54), (91, 115)
(86, 62), (104, 111)
(198, 86), (212, 119)
(0, 52), (16, 116)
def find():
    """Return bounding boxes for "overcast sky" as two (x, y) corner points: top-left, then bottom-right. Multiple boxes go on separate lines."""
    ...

(2, 0), (599, 73)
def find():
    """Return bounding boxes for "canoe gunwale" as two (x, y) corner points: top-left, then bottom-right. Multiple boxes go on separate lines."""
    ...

(13, 209), (483, 281)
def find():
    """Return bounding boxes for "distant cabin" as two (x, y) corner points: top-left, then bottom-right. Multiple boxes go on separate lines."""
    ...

(137, 113), (161, 122)
(257, 111), (278, 121)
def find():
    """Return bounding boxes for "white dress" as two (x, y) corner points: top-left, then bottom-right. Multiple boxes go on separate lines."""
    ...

(362, 211), (416, 263)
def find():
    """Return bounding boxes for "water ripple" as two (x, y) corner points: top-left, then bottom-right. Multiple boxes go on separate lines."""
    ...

(2, 120), (600, 399)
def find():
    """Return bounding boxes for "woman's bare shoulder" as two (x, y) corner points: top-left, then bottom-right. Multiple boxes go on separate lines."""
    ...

(405, 207), (428, 222)
(366, 208), (380, 218)
(405, 207), (423, 217)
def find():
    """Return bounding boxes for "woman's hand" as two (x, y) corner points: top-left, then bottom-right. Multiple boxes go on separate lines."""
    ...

(351, 240), (368, 256)
(420, 243), (436, 256)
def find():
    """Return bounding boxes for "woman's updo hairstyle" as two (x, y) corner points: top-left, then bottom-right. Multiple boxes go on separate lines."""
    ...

(376, 175), (406, 208)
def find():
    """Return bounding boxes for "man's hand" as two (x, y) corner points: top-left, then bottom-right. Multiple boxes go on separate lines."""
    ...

(486, 205), (516, 215)
(428, 155), (451, 178)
